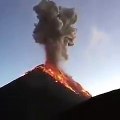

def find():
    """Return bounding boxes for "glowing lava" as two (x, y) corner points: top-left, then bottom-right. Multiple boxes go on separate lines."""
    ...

(34, 64), (91, 98)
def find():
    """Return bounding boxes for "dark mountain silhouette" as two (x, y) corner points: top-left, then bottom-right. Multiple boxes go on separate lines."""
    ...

(0, 68), (86, 120)
(0, 68), (120, 120)
(59, 88), (120, 120)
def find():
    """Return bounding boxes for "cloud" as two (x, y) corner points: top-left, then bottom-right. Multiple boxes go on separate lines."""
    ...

(89, 27), (109, 48)
(85, 27), (110, 62)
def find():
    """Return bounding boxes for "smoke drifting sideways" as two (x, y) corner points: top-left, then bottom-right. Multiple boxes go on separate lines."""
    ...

(33, 0), (77, 65)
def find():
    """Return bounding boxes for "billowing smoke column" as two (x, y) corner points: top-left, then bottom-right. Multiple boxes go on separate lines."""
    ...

(33, 0), (77, 67)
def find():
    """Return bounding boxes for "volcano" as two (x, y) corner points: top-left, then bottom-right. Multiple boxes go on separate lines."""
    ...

(0, 64), (90, 120)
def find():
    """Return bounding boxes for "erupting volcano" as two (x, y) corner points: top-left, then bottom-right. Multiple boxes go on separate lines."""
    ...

(0, 0), (92, 120)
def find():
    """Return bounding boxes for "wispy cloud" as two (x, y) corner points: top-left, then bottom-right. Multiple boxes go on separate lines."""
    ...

(85, 26), (110, 62)
(89, 27), (108, 48)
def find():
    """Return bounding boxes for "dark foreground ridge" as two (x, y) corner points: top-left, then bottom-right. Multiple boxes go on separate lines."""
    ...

(0, 69), (120, 120)
(59, 88), (120, 120)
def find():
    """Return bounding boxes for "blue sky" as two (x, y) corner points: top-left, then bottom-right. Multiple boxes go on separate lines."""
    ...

(0, 0), (120, 96)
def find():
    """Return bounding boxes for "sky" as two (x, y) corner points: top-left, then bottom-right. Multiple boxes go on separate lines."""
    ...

(0, 0), (120, 96)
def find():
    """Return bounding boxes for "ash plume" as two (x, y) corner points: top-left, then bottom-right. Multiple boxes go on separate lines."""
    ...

(33, 0), (77, 66)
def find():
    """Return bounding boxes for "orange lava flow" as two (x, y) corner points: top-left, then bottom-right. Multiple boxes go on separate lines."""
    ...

(35, 64), (91, 98)
(39, 64), (76, 93)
